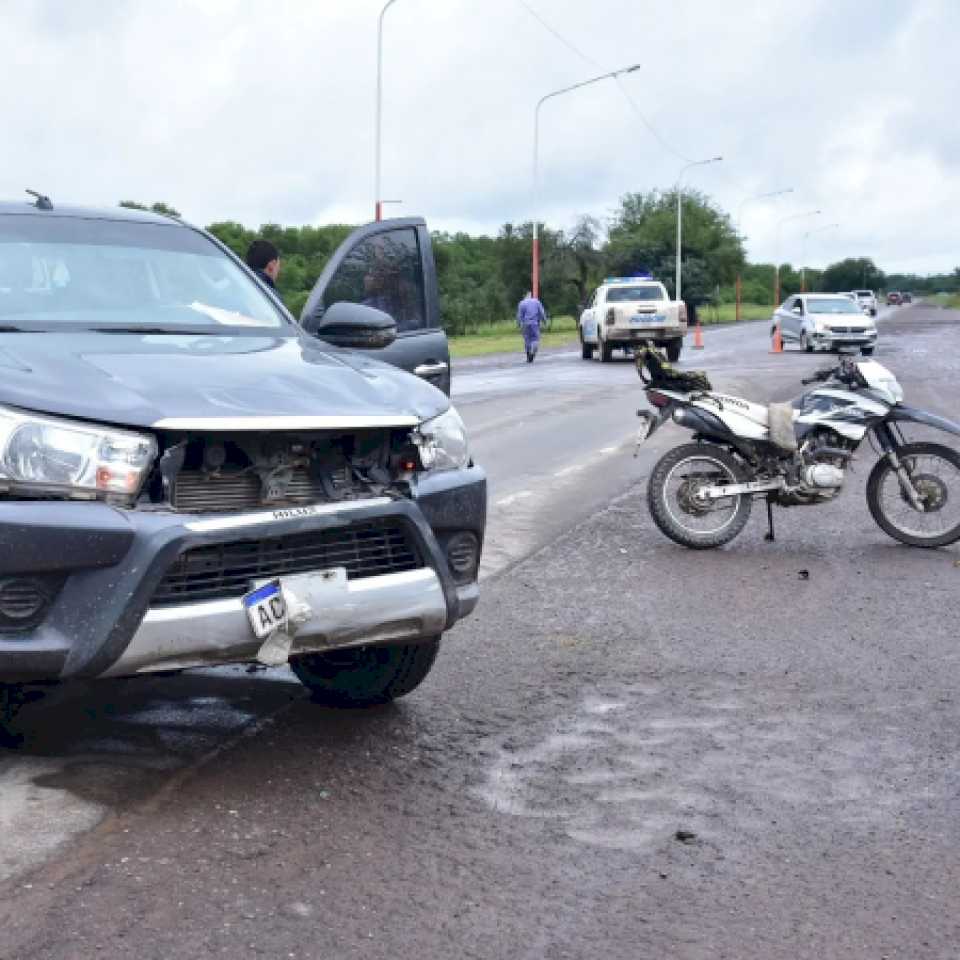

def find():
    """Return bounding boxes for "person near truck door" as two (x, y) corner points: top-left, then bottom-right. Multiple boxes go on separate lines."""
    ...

(517, 291), (545, 363)
(245, 239), (281, 290)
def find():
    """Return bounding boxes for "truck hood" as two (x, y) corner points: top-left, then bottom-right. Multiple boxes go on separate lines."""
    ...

(0, 332), (449, 430)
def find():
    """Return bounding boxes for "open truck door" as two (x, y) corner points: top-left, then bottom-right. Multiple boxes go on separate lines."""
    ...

(301, 217), (451, 395)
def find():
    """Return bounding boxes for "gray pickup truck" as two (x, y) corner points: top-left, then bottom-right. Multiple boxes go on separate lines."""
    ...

(0, 197), (484, 708)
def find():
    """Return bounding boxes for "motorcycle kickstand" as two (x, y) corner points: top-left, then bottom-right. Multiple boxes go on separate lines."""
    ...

(764, 497), (776, 542)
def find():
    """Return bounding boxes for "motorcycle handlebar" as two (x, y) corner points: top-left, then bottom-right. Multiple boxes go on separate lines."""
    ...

(801, 367), (834, 385)
(801, 359), (860, 387)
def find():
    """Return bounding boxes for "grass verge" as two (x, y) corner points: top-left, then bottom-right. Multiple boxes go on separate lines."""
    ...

(931, 293), (960, 310)
(700, 302), (773, 324)
(448, 305), (774, 358)
(450, 316), (578, 358)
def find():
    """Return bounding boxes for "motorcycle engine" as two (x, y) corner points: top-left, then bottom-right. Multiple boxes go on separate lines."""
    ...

(776, 431), (851, 505)
(802, 463), (845, 489)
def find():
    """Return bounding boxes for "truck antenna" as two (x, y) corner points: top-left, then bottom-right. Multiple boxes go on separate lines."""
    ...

(25, 189), (53, 211)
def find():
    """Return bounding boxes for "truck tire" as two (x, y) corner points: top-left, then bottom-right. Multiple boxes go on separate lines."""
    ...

(597, 334), (613, 363)
(579, 329), (594, 359)
(291, 638), (440, 707)
(665, 340), (682, 363)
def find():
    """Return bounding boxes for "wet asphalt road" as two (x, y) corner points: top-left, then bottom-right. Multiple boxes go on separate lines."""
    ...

(2, 303), (959, 959)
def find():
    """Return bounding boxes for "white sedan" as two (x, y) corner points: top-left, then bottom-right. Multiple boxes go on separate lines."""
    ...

(773, 293), (878, 355)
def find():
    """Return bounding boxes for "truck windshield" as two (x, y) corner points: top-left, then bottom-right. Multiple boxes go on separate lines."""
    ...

(606, 285), (663, 302)
(808, 298), (862, 314)
(0, 215), (288, 331)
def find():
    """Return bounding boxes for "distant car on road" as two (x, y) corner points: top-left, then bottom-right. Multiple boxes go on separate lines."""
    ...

(886, 291), (902, 305)
(902, 291), (913, 303)
(579, 276), (686, 363)
(773, 293), (878, 355)
(853, 289), (878, 316)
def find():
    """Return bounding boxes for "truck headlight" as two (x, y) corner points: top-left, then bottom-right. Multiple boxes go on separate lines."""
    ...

(415, 405), (469, 471)
(0, 407), (157, 498)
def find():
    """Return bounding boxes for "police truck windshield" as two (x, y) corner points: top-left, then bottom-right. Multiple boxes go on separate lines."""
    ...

(606, 285), (663, 302)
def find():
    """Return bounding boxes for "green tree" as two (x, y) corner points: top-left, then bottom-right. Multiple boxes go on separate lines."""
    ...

(604, 189), (744, 302)
(820, 257), (885, 292)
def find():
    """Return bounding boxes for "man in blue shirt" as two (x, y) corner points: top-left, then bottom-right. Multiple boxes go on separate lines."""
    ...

(516, 291), (546, 363)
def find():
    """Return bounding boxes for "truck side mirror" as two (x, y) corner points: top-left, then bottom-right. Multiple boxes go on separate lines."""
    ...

(311, 302), (397, 350)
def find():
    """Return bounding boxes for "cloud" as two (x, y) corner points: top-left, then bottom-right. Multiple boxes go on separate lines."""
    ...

(1, 0), (956, 273)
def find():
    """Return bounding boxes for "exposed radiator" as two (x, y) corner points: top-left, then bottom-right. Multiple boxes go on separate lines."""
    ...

(172, 466), (351, 513)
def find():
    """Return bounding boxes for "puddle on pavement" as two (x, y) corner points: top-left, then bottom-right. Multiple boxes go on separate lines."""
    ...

(476, 678), (924, 852)
(0, 668), (302, 883)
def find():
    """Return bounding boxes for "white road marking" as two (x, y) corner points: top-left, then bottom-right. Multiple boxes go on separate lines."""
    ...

(500, 443), (630, 503)
(496, 490), (534, 507)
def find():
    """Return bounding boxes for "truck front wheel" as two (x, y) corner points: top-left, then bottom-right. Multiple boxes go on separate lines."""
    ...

(291, 638), (440, 707)
(579, 328), (594, 359)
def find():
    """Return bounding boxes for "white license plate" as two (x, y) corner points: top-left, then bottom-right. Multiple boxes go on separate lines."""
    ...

(243, 579), (287, 639)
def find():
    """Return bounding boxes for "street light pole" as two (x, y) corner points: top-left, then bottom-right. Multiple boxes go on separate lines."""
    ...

(800, 223), (839, 292)
(532, 64), (640, 298)
(675, 156), (722, 303)
(734, 187), (793, 322)
(774, 209), (821, 305)
(735, 187), (794, 244)
(374, 0), (399, 222)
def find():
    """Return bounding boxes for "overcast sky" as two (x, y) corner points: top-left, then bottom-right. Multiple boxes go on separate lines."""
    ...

(2, 0), (957, 273)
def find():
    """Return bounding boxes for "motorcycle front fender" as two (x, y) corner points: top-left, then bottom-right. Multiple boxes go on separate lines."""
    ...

(887, 404), (960, 439)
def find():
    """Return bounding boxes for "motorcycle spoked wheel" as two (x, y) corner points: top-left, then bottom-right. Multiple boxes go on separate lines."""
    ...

(647, 442), (753, 549)
(866, 441), (960, 547)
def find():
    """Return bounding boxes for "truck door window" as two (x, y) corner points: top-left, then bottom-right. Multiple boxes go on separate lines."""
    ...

(322, 228), (427, 333)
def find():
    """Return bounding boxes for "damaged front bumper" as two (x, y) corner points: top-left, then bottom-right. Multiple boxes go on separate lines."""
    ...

(0, 466), (485, 682)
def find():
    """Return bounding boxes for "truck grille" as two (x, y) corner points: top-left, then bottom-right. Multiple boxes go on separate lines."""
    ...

(828, 326), (866, 334)
(152, 520), (422, 606)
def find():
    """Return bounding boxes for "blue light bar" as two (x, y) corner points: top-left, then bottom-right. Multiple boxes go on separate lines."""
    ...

(605, 275), (653, 283)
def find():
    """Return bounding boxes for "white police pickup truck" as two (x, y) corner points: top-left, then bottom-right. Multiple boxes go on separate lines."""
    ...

(579, 276), (687, 363)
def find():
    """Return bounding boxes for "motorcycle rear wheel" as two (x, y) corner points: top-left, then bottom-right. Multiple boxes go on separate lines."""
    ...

(866, 441), (960, 547)
(647, 442), (753, 549)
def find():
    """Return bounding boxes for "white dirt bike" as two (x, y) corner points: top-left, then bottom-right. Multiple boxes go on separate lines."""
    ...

(635, 348), (960, 549)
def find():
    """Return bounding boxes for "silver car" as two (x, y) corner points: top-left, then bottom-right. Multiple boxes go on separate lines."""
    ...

(773, 293), (878, 355)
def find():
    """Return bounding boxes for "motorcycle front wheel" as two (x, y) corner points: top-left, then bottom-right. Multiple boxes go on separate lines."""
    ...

(647, 442), (753, 549)
(866, 441), (960, 547)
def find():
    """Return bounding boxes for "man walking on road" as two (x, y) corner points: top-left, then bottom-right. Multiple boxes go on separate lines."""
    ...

(517, 290), (546, 363)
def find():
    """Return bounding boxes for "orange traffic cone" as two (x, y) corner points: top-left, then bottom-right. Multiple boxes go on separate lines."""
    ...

(770, 325), (784, 354)
(693, 321), (704, 349)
